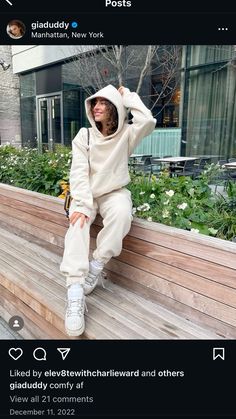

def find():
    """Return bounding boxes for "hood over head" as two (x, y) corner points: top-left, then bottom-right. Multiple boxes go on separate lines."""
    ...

(85, 84), (127, 137)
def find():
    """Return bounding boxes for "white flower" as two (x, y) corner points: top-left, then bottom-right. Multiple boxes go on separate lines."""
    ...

(132, 207), (137, 215)
(61, 154), (64, 157)
(139, 191), (145, 195)
(67, 159), (71, 164)
(162, 209), (170, 218)
(190, 228), (199, 233)
(177, 202), (188, 210)
(163, 200), (169, 205)
(142, 203), (150, 211)
(208, 227), (218, 235)
(147, 217), (152, 222)
(137, 203), (150, 212)
(150, 193), (155, 199)
(165, 190), (175, 197)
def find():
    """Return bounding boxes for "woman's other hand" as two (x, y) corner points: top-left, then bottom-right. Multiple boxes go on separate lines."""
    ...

(70, 211), (90, 228)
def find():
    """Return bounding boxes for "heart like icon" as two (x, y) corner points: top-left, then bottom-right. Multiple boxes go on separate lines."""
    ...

(8, 347), (23, 361)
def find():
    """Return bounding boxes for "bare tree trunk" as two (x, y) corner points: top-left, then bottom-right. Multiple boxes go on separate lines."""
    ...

(136, 46), (157, 94)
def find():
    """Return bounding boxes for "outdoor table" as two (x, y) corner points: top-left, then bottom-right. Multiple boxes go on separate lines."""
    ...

(152, 156), (197, 177)
(223, 162), (236, 168)
(223, 162), (236, 182)
(194, 155), (224, 163)
(129, 153), (152, 160)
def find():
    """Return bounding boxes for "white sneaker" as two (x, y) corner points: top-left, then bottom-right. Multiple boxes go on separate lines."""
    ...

(84, 261), (104, 296)
(65, 284), (85, 336)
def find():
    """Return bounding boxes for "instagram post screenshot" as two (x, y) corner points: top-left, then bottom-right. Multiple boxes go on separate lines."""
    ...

(0, 0), (236, 417)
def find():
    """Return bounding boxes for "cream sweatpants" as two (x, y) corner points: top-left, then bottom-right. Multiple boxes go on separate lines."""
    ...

(60, 188), (133, 287)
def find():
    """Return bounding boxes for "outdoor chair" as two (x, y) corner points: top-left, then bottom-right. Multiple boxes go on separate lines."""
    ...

(150, 157), (162, 176)
(174, 159), (197, 178)
(218, 160), (228, 165)
(129, 155), (147, 173)
(228, 172), (236, 182)
(194, 157), (211, 177)
(213, 160), (229, 192)
(134, 156), (152, 176)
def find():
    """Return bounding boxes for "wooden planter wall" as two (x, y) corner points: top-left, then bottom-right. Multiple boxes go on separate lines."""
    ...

(0, 183), (236, 338)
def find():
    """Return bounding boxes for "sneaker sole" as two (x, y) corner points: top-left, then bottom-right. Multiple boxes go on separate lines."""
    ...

(84, 286), (96, 296)
(65, 322), (85, 337)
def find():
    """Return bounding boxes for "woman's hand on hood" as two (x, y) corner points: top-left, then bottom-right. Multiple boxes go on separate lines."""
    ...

(118, 86), (125, 95)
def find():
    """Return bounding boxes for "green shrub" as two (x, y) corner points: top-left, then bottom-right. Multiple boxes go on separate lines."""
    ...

(127, 166), (236, 242)
(1, 145), (235, 241)
(0, 145), (71, 196)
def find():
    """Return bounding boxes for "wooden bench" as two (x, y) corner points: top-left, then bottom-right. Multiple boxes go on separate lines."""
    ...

(0, 182), (236, 339)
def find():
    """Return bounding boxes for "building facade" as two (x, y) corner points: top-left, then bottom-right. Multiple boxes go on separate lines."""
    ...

(11, 45), (181, 150)
(0, 45), (21, 146)
(2, 45), (236, 159)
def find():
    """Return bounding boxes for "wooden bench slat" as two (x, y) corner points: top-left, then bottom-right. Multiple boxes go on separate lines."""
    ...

(0, 184), (63, 213)
(88, 293), (177, 339)
(91, 222), (236, 270)
(0, 226), (62, 265)
(106, 265), (236, 328)
(0, 284), (67, 339)
(0, 220), (63, 256)
(0, 182), (236, 339)
(92, 286), (221, 339)
(101, 249), (236, 310)
(131, 217), (236, 253)
(0, 231), (63, 284)
(128, 224), (236, 269)
(121, 235), (236, 287)
(0, 211), (64, 247)
(0, 203), (66, 237)
(0, 194), (68, 227)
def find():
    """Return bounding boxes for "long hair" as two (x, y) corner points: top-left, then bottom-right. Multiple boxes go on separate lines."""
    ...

(91, 98), (118, 135)
(8, 20), (25, 36)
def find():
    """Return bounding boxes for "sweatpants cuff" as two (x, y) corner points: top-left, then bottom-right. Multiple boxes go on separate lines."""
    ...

(92, 252), (109, 265)
(66, 276), (85, 287)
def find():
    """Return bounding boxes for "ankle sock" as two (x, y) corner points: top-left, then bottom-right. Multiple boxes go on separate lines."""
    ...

(67, 283), (84, 299)
(90, 259), (104, 270)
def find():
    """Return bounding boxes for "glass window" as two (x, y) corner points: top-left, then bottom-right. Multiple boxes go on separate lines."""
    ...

(20, 72), (36, 97)
(185, 45), (235, 67)
(182, 46), (236, 158)
(20, 97), (37, 147)
(20, 73), (37, 147)
(63, 89), (87, 145)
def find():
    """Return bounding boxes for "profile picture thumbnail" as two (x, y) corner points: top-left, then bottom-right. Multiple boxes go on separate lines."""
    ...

(6, 19), (26, 39)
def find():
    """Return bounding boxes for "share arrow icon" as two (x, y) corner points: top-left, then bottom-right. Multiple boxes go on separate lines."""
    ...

(57, 348), (71, 360)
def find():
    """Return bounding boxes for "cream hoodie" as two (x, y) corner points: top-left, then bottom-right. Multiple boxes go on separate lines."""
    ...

(70, 84), (156, 217)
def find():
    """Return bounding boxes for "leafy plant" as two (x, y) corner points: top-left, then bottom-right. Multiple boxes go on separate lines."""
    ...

(1, 145), (236, 242)
(0, 144), (71, 196)
(127, 166), (236, 242)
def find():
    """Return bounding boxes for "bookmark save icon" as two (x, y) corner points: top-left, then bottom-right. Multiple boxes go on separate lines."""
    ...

(57, 348), (71, 360)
